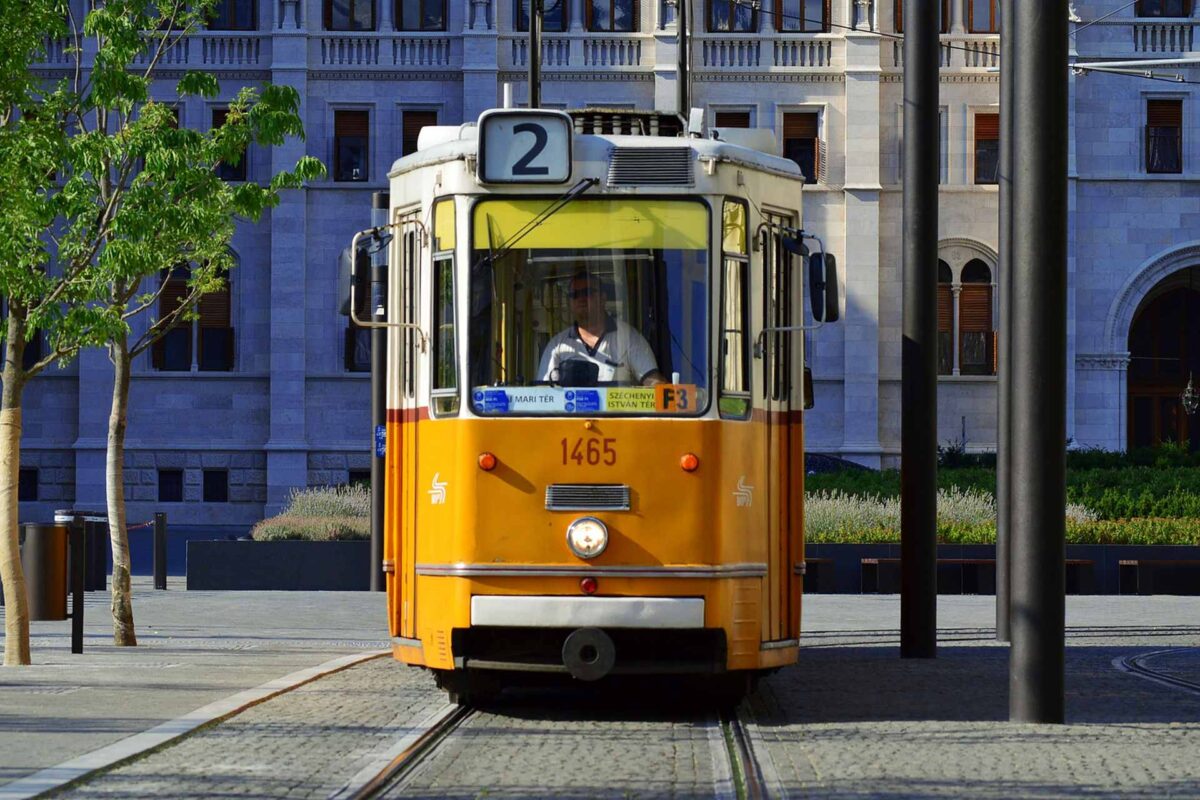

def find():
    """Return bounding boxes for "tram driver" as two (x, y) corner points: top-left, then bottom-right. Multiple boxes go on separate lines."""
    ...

(538, 271), (665, 386)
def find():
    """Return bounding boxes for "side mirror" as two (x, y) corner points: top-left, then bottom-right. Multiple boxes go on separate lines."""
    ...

(808, 252), (839, 323)
(338, 246), (371, 318)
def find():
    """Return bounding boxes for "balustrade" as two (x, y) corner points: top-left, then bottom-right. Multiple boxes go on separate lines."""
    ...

(1134, 21), (1194, 53)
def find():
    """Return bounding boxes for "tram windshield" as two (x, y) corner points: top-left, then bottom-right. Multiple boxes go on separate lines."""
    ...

(469, 198), (710, 416)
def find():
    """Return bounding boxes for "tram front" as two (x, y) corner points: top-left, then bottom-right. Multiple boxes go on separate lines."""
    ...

(367, 108), (836, 704)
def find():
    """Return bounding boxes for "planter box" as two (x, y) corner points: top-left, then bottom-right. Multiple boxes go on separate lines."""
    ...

(186, 540), (370, 590)
(804, 543), (1200, 595)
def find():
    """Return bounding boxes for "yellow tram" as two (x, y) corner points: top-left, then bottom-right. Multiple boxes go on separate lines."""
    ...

(351, 107), (839, 704)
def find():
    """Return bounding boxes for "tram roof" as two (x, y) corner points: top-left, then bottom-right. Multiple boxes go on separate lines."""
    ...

(387, 119), (805, 183)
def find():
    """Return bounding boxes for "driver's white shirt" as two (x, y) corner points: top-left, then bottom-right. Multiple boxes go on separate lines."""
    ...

(538, 318), (659, 383)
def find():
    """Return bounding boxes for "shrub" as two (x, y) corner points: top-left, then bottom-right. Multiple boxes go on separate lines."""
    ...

(251, 514), (369, 542)
(283, 484), (370, 518)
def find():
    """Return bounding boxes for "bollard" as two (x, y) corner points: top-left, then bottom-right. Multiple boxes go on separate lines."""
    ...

(68, 522), (85, 654)
(153, 512), (167, 590)
(21, 523), (68, 621)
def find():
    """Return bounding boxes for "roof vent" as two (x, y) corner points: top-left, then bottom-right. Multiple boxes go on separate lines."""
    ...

(607, 147), (694, 187)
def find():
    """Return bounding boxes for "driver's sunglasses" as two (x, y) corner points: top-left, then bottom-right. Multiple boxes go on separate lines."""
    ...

(569, 286), (596, 299)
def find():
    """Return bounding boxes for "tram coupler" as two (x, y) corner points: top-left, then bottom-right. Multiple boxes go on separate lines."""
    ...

(562, 627), (616, 681)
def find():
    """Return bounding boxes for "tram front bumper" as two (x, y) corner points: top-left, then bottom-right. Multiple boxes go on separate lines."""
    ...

(470, 595), (705, 628)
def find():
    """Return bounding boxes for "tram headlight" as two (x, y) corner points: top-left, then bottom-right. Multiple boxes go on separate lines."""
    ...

(566, 517), (608, 560)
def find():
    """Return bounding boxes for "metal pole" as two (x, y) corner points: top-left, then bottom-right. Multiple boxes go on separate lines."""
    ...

(676, 0), (690, 116)
(901, 0), (939, 659)
(995, 0), (1013, 643)
(153, 512), (167, 591)
(528, 0), (542, 108)
(1010, 0), (1068, 724)
(69, 521), (85, 654)
(370, 191), (389, 593)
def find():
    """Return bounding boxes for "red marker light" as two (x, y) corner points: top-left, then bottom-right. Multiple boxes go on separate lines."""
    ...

(478, 452), (497, 471)
(680, 453), (700, 472)
(580, 577), (599, 595)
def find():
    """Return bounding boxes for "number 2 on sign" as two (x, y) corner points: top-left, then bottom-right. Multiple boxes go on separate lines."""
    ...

(560, 437), (617, 466)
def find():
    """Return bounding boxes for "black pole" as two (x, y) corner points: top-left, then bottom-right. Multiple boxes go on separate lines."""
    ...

(370, 191), (389, 593)
(153, 512), (167, 591)
(995, 0), (1013, 643)
(528, 0), (542, 108)
(900, 0), (939, 659)
(69, 521), (85, 654)
(676, 0), (689, 116)
(1010, 0), (1068, 724)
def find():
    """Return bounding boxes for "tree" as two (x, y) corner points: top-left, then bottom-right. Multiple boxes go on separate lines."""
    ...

(0, 0), (323, 661)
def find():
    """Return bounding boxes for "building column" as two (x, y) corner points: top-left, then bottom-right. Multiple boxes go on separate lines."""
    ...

(265, 31), (310, 514)
(72, 347), (113, 512)
(841, 30), (883, 467)
(950, 0), (964, 33)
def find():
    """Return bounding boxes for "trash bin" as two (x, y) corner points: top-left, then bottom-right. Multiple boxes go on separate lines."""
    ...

(20, 523), (68, 621)
(55, 509), (108, 592)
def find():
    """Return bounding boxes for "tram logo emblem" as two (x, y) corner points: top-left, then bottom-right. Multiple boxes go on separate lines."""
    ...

(733, 477), (754, 507)
(428, 473), (448, 505)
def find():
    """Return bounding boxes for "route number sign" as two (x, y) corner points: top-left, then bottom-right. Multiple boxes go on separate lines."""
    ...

(478, 110), (572, 184)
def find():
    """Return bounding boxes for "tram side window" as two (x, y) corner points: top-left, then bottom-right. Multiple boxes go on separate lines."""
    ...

(402, 227), (418, 398)
(431, 198), (459, 416)
(766, 213), (793, 402)
(720, 201), (751, 420)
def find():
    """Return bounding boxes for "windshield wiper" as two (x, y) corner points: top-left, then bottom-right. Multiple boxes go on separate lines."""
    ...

(477, 177), (599, 267)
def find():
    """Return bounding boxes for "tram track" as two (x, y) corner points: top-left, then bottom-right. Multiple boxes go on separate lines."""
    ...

(721, 710), (769, 800)
(337, 703), (475, 799)
(1115, 647), (1200, 697)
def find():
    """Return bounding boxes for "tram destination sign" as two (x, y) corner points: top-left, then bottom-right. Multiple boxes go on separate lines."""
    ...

(478, 110), (572, 184)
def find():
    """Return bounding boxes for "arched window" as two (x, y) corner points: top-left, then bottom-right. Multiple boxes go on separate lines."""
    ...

(959, 259), (994, 376)
(937, 260), (953, 375)
(153, 263), (235, 372)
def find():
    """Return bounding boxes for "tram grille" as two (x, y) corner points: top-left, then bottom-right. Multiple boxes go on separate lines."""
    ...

(545, 484), (631, 511)
(607, 147), (694, 187)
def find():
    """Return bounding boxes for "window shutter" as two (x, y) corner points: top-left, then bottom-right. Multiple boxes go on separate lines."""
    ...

(336, 110), (370, 138)
(1148, 99), (1182, 128)
(959, 285), (992, 332)
(715, 111), (751, 129)
(403, 110), (437, 156)
(784, 112), (818, 140)
(976, 113), (1000, 141)
(154, 274), (191, 369)
(937, 284), (952, 333)
(199, 283), (231, 328)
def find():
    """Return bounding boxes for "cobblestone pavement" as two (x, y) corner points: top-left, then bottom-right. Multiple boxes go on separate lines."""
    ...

(16, 594), (1200, 800)
(56, 658), (447, 799)
(390, 683), (729, 800)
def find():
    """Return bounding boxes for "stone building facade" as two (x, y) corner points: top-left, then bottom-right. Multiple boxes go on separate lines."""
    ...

(17, 0), (1200, 528)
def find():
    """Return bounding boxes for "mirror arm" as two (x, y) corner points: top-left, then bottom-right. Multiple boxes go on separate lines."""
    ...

(753, 323), (823, 358)
(348, 224), (430, 353)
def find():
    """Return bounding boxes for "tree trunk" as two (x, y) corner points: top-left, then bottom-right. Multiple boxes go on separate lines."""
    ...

(107, 335), (136, 646)
(1, 315), (30, 666)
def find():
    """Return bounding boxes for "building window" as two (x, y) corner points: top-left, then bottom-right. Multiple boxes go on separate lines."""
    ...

(783, 112), (820, 184)
(959, 260), (994, 376)
(708, 0), (756, 31)
(974, 112), (999, 184)
(894, 0), (948, 33)
(213, 109), (247, 182)
(937, 261), (953, 375)
(345, 321), (371, 372)
(1137, 0), (1191, 16)
(397, 0), (445, 29)
(1147, 99), (1183, 174)
(18, 468), (37, 502)
(776, 0), (828, 31)
(402, 110), (438, 157)
(334, 109), (369, 182)
(968, 0), (998, 32)
(207, 0), (256, 29)
(158, 469), (184, 503)
(325, 0), (375, 29)
(203, 469), (229, 503)
(714, 111), (751, 129)
(348, 469), (371, 488)
(516, 0), (569, 31)
(588, 0), (637, 30)
(152, 265), (235, 372)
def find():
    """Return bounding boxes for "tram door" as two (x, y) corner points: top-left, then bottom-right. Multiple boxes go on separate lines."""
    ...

(398, 216), (422, 639)
(763, 215), (796, 642)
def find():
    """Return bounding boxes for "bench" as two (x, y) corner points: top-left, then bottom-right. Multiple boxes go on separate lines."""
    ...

(1118, 560), (1200, 596)
(860, 557), (1096, 595)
